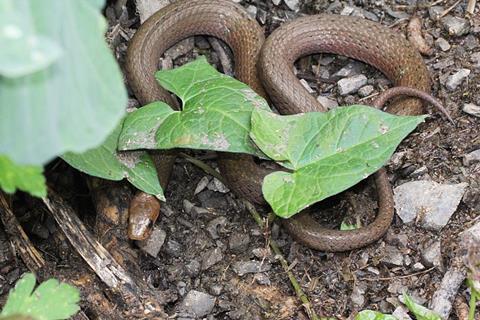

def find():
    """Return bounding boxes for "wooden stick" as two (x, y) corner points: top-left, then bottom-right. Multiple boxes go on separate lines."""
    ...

(0, 192), (45, 271)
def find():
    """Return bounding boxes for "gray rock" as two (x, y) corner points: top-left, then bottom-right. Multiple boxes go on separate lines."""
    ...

(412, 262), (425, 271)
(340, 5), (355, 16)
(446, 69), (470, 91)
(228, 232), (250, 253)
(350, 283), (366, 307)
(206, 216), (227, 240)
(430, 268), (466, 319)
(272, 0), (282, 6)
(464, 149), (480, 165)
(299, 79), (315, 93)
(253, 273), (271, 285)
(333, 61), (364, 78)
(232, 260), (271, 276)
(165, 239), (183, 257)
(194, 176), (210, 195)
(209, 284), (223, 296)
(387, 281), (408, 294)
(284, 0), (299, 11)
(462, 103), (480, 117)
(185, 259), (201, 277)
(382, 245), (405, 267)
(392, 306), (413, 320)
(178, 290), (216, 318)
(421, 240), (442, 268)
(428, 6), (444, 20)
(385, 231), (409, 248)
(177, 281), (187, 296)
(358, 85), (374, 97)
(245, 5), (257, 18)
(471, 52), (480, 68)
(160, 203), (174, 217)
(464, 35), (479, 50)
(337, 74), (367, 95)
(435, 38), (451, 51)
(394, 181), (468, 230)
(316, 95), (339, 109)
(183, 199), (195, 214)
(433, 58), (454, 70)
(461, 221), (480, 244)
(201, 248), (223, 270)
(441, 16), (470, 36)
(136, 227), (166, 257)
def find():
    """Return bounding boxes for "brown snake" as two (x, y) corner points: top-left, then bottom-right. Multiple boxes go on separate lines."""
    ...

(125, 0), (438, 251)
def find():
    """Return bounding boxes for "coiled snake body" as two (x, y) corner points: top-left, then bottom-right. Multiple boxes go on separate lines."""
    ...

(125, 0), (431, 251)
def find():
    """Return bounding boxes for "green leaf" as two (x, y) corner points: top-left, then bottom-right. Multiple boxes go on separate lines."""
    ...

(355, 310), (398, 320)
(251, 106), (425, 218)
(118, 102), (176, 151)
(0, 2), (62, 77)
(403, 293), (441, 320)
(151, 57), (267, 156)
(0, 155), (46, 198)
(0, 273), (80, 320)
(62, 121), (164, 201)
(0, 0), (127, 165)
(340, 221), (359, 231)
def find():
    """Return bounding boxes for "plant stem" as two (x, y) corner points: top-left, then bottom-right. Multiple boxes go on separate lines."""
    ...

(243, 200), (320, 320)
(468, 291), (477, 320)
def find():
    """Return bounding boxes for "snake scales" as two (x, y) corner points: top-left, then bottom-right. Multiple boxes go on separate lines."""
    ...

(125, 0), (432, 251)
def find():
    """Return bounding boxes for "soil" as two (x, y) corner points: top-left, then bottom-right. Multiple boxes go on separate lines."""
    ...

(1, 0), (479, 319)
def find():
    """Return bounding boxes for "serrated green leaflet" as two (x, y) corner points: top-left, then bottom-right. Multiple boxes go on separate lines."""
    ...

(0, 0), (126, 165)
(118, 102), (175, 151)
(63, 121), (164, 201)
(0, 155), (46, 198)
(151, 57), (267, 156)
(355, 310), (398, 320)
(0, 273), (80, 320)
(403, 293), (441, 320)
(251, 106), (425, 218)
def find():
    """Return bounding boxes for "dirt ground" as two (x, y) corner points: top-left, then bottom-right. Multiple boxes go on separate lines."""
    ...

(0, 0), (479, 319)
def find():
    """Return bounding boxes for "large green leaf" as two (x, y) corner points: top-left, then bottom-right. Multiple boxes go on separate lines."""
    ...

(62, 121), (164, 201)
(0, 0), (126, 165)
(0, 155), (46, 198)
(0, 273), (80, 320)
(251, 107), (425, 218)
(119, 57), (267, 156)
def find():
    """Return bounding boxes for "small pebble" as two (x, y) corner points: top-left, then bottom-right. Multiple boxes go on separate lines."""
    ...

(253, 273), (271, 285)
(232, 260), (271, 276)
(421, 240), (443, 268)
(228, 232), (250, 253)
(358, 85), (374, 97)
(441, 16), (470, 37)
(206, 216), (227, 240)
(435, 38), (451, 51)
(178, 290), (216, 318)
(337, 75), (367, 95)
(245, 5), (257, 18)
(445, 68), (470, 91)
(412, 262), (425, 271)
(462, 103), (480, 117)
(471, 52), (480, 68)
(137, 227), (166, 257)
(165, 239), (183, 257)
(316, 96), (339, 109)
(333, 61), (364, 78)
(464, 149), (480, 165)
(272, 0), (282, 6)
(299, 79), (315, 93)
(284, 0), (299, 11)
(392, 306), (413, 320)
(209, 284), (223, 296)
(428, 6), (443, 20)
(201, 248), (223, 270)
(185, 259), (201, 277)
(382, 245), (405, 267)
